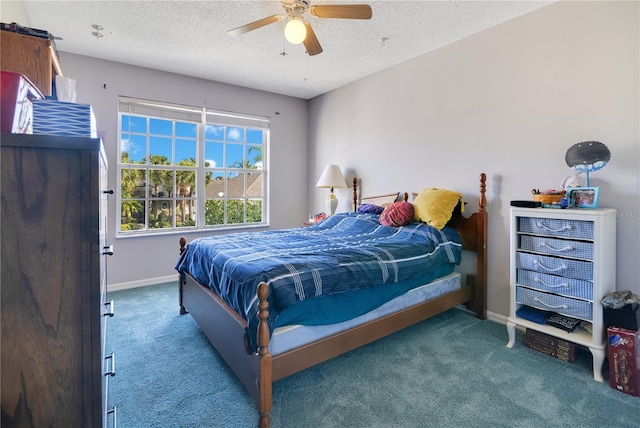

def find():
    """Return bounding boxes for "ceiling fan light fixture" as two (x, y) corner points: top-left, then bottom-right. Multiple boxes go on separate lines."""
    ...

(284, 18), (307, 44)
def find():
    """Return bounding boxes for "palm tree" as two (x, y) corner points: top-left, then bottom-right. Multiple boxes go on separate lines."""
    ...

(120, 152), (144, 229)
(247, 144), (262, 168)
(176, 158), (196, 224)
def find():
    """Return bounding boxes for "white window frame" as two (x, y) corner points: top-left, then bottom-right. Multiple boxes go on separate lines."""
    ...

(117, 97), (269, 236)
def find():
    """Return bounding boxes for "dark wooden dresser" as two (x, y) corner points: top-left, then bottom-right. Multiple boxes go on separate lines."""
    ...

(1, 132), (114, 427)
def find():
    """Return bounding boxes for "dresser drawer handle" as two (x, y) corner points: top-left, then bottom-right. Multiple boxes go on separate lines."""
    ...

(533, 259), (567, 272)
(534, 277), (569, 288)
(533, 297), (568, 310)
(540, 242), (574, 252)
(104, 300), (115, 317)
(107, 406), (117, 428)
(104, 352), (116, 377)
(536, 221), (572, 233)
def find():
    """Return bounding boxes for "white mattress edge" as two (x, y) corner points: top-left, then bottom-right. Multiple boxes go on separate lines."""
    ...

(269, 272), (461, 355)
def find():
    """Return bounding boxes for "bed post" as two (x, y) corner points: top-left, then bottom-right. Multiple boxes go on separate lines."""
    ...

(475, 173), (488, 320)
(179, 237), (188, 315)
(352, 177), (358, 212)
(257, 282), (273, 428)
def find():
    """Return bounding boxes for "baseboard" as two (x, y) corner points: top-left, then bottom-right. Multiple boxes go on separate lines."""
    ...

(455, 306), (508, 326)
(109, 274), (178, 291)
(487, 311), (527, 335)
(488, 310), (507, 325)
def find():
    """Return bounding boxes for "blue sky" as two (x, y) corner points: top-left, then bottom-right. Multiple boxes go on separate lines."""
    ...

(121, 115), (263, 168)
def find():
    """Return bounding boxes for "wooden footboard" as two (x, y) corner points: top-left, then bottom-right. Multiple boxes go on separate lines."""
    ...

(270, 285), (472, 380)
(178, 172), (488, 428)
(179, 273), (273, 427)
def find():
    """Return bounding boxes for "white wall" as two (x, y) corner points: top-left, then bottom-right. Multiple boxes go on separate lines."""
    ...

(308, 1), (640, 317)
(57, 54), (308, 288)
(0, 1), (28, 25)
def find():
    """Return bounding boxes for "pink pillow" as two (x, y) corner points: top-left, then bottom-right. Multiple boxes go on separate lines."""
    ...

(380, 202), (415, 227)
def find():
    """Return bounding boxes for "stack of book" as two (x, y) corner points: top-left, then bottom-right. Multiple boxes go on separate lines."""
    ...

(523, 329), (576, 363)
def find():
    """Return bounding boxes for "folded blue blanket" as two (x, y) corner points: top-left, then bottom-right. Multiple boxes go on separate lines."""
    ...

(516, 305), (552, 324)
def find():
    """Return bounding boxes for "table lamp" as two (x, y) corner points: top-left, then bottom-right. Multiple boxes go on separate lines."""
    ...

(315, 164), (347, 216)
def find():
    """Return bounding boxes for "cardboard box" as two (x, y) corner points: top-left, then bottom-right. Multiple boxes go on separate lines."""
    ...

(524, 329), (576, 363)
(607, 326), (639, 397)
(32, 99), (96, 137)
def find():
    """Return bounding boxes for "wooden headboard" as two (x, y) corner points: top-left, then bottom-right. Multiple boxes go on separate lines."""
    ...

(352, 177), (404, 212)
(349, 173), (488, 319)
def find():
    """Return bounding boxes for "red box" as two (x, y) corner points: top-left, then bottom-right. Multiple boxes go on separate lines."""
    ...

(0, 71), (44, 133)
(607, 327), (639, 397)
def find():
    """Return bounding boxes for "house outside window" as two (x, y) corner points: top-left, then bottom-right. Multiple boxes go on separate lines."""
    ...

(118, 97), (268, 235)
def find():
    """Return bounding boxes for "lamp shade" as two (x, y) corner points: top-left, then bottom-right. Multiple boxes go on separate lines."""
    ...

(315, 165), (347, 190)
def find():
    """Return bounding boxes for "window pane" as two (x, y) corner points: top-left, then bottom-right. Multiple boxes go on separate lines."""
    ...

(150, 136), (172, 164)
(121, 115), (130, 132)
(150, 118), (172, 135)
(246, 129), (263, 144)
(149, 200), (173, 229)
(247, 200), (263, 223)
(227, 199), (245, 224)
(246, 144), (263, 169)
(123, 134), (146, 163)
(226, 127), (244, 142)
(176, 121), (197, 137)
(176, 199), (196, 227)
(246, 172), (263, 197)
(204, 141), (223, 168)
(176, 170), (196, 197)
(121, 169), (145, 198)
(205, 199), (224, 225)
(226, 143), (243, 168)
(148, 169), (174, 197)
(121, 115), (147, 133)
(205, 124), (224, 140)
(120, 200), (146, 231)
(206, 172), (225, 198)
(226, 173), (244, 198)
(120, 134), (133, 163)
(176, 139), (196, 165)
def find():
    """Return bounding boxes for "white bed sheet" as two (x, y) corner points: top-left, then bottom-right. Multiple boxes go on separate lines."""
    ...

(269, 272), (461, 355)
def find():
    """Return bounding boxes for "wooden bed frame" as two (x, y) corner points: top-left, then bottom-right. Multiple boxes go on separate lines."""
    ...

(178, 173), (487, 427)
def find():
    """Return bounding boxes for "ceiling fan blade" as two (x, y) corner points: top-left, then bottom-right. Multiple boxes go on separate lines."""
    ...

(303, 22), (323, 56)
(228, 15), (284, 36)
(310, 4), (372, 19)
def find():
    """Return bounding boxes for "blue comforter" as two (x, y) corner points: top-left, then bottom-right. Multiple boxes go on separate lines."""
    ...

(175, 212), (462, 352)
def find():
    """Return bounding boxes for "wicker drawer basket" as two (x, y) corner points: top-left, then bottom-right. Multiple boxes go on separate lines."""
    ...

(516, 286), (593, 321)
(516, 269), (593, 300)
(519, 235), (594, 260)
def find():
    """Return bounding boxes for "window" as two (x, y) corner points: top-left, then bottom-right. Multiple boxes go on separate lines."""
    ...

(118, 97), (268, 234)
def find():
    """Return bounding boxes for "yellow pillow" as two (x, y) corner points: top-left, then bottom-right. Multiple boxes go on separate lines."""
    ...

(412, 188), (462, 230)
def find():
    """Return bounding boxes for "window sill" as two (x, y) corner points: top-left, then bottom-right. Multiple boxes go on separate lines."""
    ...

(115, 223), (269, 239)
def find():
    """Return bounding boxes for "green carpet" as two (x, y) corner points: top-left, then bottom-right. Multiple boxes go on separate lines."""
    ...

(108, 282), (639, 427)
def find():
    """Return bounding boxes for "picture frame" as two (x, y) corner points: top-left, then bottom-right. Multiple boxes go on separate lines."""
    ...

(567, 186), (599, 208)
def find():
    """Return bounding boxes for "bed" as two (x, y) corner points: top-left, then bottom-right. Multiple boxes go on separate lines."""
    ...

(176, 173), (487, 427)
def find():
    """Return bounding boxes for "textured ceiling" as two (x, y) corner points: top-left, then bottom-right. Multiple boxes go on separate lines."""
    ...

(18, 1), (551, 99)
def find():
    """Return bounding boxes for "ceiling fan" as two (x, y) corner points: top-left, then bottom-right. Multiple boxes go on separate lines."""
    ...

(228, 1), (373, 56)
